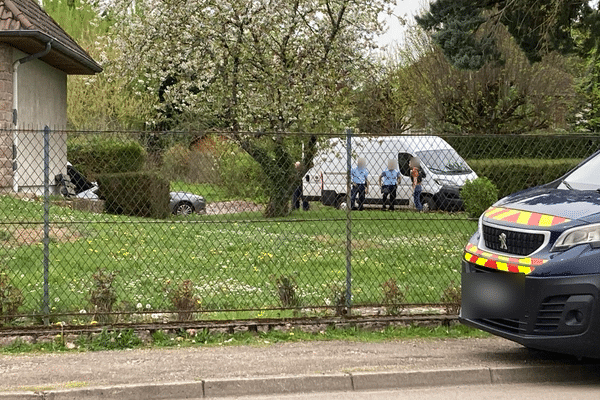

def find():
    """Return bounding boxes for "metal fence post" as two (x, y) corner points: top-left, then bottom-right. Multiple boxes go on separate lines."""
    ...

(345, 128), (352, 314)
(42, 125), (50, 325)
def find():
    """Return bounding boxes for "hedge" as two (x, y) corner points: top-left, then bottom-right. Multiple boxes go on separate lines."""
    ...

(467, 159), (581, 199)
(68, 136), (147, 177)
(96, 172), (170, 219)
(444, 135), (600, 160)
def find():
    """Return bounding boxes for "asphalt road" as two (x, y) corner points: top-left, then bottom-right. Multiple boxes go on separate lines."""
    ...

(208, 383), (600, 400)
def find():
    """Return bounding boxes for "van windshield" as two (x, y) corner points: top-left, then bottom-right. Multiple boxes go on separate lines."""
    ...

(415, 149), (472, 175)
(558, 152), (600, 191)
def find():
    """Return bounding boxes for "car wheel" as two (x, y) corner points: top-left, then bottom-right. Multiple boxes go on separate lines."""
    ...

(174, 201), (194, 216)
(421, 195), (436, 213)
(335, 196), (348, 210)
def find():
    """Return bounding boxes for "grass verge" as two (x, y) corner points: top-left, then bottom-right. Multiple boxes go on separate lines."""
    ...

(0, 324), (489, 354)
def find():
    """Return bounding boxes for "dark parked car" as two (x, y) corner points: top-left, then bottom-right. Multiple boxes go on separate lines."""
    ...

(461, 150), (600, 358)
(62, 163), (206, 216)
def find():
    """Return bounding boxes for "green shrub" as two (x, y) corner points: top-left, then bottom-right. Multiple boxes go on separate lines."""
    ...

(461, 177), (499, 218)
(67, 136), (146, 177)
(162, 144), (190, 179)
(216, 145), (267, 203)
(468, 159), (580, 198)
(444, 135), (600, 160)
(0, 266), (23, 325)
(162, 144), (220, 184)
(96, 171), (170, 219)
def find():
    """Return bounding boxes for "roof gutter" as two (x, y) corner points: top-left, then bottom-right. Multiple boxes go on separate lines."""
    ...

(0, 30), (102, 74)
(12, 39), (52, 192)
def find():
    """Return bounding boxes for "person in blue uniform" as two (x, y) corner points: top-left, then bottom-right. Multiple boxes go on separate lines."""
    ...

(350, 158), (369, 211)
(379, 160), (401, 211)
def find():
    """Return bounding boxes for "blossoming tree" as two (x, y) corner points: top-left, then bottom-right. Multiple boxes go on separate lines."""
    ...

(108, 0), (393, 217)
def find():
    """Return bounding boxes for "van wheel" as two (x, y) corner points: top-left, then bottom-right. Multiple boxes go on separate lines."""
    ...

(422, 195), (436, 213)
(335, 196), (348, 210)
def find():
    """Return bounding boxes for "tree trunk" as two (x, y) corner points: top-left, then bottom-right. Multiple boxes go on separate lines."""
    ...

(235, 133), (317, 218)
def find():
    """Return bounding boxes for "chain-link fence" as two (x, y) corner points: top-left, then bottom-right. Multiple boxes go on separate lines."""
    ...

(0, 128), (598, 326)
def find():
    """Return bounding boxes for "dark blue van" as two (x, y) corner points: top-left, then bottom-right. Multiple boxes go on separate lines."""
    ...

(460, 150), (600, 358)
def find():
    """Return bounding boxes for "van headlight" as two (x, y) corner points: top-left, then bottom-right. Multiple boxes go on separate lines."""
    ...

(434, 178), (455, 187)
(552, 224), (600, 251)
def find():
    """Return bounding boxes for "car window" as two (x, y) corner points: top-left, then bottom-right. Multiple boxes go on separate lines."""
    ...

(559, 152), (600, 191)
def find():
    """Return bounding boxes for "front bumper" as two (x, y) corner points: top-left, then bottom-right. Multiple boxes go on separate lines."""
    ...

(460, 259), (600, 358)
(434, 186), (463, 211)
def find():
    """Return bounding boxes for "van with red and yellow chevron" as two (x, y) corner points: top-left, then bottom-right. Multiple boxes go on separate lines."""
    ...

(460, 150), (600, 359)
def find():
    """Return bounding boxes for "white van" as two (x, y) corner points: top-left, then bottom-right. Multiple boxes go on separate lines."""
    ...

(303, 136), (477, 211)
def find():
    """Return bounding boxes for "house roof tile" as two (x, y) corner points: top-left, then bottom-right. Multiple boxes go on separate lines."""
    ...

(0, 0), (101, 74)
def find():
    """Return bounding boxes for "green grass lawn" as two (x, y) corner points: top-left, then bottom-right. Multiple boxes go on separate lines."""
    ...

(0, 195), (476, 324)
(170, 180), (234, 203)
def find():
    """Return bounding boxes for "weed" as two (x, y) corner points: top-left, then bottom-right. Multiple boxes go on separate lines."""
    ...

(440, 281), (461, 315)
(0, 229), (11, 241)
(165, 279), (201, 321)
(89, 328), (141, 350)
(272, 274), (299, 308)
(90, 269), (119, 323)
(328, 282), (347, 316)
(381, 279), (406, 316)
(0, 266), (24, 325)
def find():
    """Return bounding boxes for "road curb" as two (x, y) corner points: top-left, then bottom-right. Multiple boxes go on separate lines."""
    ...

(1, 365), (599, 399)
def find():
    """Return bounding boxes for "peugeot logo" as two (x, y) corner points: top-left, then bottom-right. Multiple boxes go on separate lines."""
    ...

(499, 233), (508, 251)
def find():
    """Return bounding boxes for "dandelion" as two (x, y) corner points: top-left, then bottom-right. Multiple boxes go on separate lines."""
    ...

(145, 304), (151, 309)
(79, 309), (87, 314)
(136, 303), (143, 309)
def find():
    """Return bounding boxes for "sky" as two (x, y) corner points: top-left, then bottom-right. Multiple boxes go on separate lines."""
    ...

(376, 0), (430, 50)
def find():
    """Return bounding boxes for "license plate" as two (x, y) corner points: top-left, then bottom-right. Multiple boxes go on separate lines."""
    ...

(461, 272), (525, 319)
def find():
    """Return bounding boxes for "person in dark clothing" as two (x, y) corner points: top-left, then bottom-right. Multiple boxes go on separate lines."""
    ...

(292, 161), (309, 211)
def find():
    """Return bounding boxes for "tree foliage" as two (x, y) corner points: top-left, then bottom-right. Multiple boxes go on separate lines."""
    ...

(354, 61), (413, 134)
(574, 44), (600, 131)
(43, 0), (153, 129)
(417, 0), (600, 69)
(398, 26), (575, 134)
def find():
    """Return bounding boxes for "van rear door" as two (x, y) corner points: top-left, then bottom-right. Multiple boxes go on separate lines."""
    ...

(303, 170), (322, 200)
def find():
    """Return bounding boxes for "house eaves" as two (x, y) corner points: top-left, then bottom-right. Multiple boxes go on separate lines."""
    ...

(0, 0), (102, 75)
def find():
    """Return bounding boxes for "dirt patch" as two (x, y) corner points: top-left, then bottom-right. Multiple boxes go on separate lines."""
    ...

(9, 227), (81, 245)
(205, 201), (263, 215)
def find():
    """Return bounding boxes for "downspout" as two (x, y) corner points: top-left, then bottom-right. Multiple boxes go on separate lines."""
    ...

(12, 40), (53, 192)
